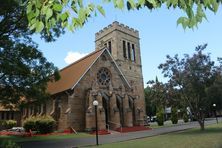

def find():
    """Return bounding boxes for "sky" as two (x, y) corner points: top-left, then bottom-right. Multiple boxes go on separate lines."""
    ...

(33, 4), (222, 88)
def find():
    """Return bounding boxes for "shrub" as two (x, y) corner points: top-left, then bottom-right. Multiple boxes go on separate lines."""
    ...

(183, 113), (189, 123)
(0, 120), (6, 129)
(23, 116), (37, 132)
(5, 120), (17, 129)
(171, 107), (178, 124)
(156, 108), (164, 126)
(0, 140), (20, 148)
(23, 116), (56, 134)
(35, 116), (56, 134)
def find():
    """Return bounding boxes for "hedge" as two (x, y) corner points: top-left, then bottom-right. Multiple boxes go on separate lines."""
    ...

(156, 108), (164, 126)
(171, 107), (178, 124)
(5, 120), (17, 129)
(183, 113), (189, 123)
(23, 116), (56, 134)
(0, 120), (17, 129)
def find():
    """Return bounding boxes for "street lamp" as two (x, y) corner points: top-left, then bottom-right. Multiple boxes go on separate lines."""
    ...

(93, 100), (99, 146)
(213, 104), (218, 124)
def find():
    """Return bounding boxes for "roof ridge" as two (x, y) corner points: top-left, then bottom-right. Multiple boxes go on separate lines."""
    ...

(60, 48), (104, 72)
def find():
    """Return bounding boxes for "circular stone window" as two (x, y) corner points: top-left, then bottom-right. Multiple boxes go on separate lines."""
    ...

(97, 67), (111, 86)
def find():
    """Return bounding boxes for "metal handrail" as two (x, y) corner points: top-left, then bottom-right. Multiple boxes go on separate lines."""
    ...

(108, 121), (122, 133)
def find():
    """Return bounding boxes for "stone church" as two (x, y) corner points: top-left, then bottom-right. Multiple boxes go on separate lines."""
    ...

(22, 22), (145, 131)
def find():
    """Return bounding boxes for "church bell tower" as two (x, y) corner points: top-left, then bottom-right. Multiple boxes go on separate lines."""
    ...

(95, 22), (145, 122)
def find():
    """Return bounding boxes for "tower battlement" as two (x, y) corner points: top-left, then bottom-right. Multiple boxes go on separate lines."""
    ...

(95, 21), (139, 41)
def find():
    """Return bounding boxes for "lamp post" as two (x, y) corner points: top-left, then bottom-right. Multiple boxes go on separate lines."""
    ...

(213, 104), (218, 124)
(93, 100), (99, 146)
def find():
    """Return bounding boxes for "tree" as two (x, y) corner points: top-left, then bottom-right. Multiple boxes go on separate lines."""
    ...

(158, 44), (217, 130)
(156, 108), (164, 126)
(171, 107), (178, 124)
(144, 86), (156, 118)
(146, 77), (169, 122)
(147, 77), (168, 109)
(0, 0), (60, 107)
(206, 67), (222, 112)
(24, 0), (222, 33)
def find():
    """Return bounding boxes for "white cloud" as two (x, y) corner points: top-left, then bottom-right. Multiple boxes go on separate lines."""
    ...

(64, 51), (88, 64)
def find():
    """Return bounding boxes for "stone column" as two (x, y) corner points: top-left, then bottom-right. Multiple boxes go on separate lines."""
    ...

(134, 96), (144, 126)
(85, 91), (95, 130)
(66, 91), (75, 129)
(109, 93), (120, 129)
(96, 92), (106, 130)
(123, 95), (133, 127)
(50, 99), (56, 116)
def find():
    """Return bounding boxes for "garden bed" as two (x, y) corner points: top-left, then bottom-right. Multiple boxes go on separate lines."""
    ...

(0, 129), (75, 137)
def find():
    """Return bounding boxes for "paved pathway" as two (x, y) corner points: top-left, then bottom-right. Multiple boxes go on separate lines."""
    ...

(20, 118), (221, 148)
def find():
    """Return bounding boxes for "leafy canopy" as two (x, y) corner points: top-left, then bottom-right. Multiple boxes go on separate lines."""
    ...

(158, 44), (222, 130)
(0, 0), (60, 107)
(24, 0), (222, 33)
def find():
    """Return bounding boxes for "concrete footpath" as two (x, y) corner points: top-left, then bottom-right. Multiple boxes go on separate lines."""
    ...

(20, 118), (221, 148)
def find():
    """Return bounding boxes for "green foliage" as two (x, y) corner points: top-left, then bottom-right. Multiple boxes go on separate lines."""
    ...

(35, 116), (56, 134)
(23, 116), (37, 132)
(171, 108), (178, 124)
(5, 120), (17, 129)
(25, 0), (104, 32)
(144, 87), (156, 117)
(158, 44), (222, 130)
(23, 116), (56, 134)
(156, 108), (164, 126)
(206, 73), (222, 111)
(183, 113), (189, 123)
(0, 140), (20, 148)
(147, 77), (168, 108)
(0, 120), (17, 129)
(0, 1), (60, 106)
(24, 0), (222, 32)
(0, 120), (6, 130)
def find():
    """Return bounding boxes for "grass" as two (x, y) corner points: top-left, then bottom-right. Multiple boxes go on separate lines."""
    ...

(0, 132), (92, 143)
(98, 122), (222, 148)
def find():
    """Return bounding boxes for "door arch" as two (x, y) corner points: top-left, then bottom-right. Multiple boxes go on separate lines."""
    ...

(116, 95), (124, 126)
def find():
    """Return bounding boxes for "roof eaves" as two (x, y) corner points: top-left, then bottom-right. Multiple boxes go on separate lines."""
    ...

(59, 49), (103, 72)
(70, 48), (106, 90)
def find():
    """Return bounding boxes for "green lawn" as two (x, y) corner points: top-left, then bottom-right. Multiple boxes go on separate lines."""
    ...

(0, 132), (91, 143)
(99, 122), (222, 148)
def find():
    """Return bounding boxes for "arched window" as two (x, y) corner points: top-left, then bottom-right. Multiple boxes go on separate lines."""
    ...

(127, 42), (131, 60)
(131, 44), (136, 61)
(123, 40), (127, 58)
(108, 41), (112, 54)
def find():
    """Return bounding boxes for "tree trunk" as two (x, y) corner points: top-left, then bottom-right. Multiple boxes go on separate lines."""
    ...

(198, 120), (205, 130)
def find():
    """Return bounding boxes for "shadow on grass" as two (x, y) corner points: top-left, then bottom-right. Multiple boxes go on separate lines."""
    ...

(176, 127), (222, 135)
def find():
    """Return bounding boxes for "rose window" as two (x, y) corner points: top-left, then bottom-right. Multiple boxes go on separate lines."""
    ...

(97, 68), (111, 86)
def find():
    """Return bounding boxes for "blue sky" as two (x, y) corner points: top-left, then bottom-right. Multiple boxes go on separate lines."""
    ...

(33, 4), (222, 87)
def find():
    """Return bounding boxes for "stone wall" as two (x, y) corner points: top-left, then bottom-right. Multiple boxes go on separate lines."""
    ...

(29, 22), (146, 131)
(95, 22), (145, 125)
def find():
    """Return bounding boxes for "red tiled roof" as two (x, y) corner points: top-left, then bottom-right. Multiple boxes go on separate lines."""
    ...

(47, 49), (104, 95)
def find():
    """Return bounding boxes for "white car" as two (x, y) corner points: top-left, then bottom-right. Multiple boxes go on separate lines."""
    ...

(8, 127), (25, 132)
